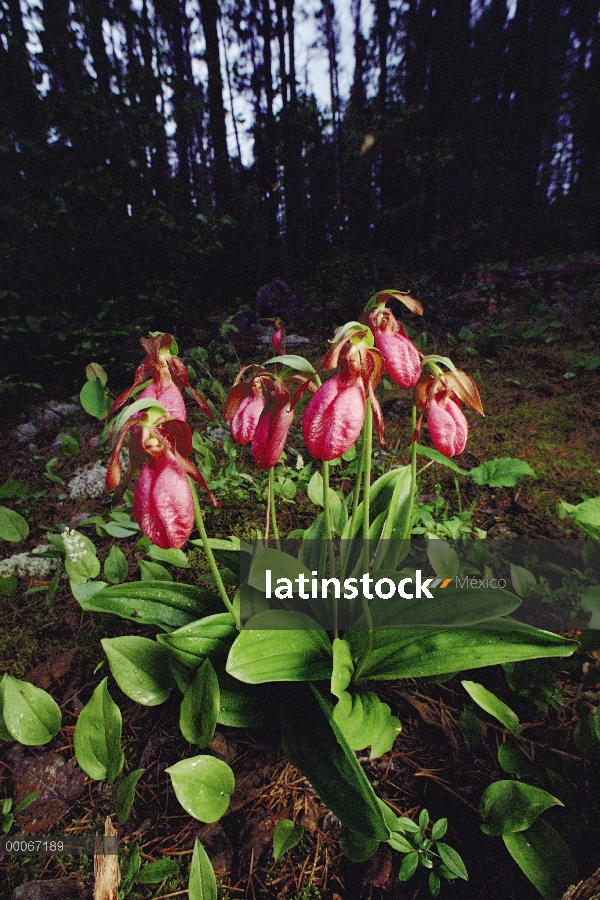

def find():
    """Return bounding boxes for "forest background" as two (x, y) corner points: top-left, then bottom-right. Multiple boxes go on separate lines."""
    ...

(2, 0), (600, 390)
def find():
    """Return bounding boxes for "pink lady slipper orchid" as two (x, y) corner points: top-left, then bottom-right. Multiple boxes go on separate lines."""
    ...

(108, 333), (214, 422)
(415, 368), (484, 458)
(368, 295), (422, 389)
(225, 366), (307, 470)
(303, 324), (385, 461)
(106, 411), (217, 548)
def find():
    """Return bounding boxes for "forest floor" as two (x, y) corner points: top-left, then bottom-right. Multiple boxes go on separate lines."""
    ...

(1, 257), (600, 899)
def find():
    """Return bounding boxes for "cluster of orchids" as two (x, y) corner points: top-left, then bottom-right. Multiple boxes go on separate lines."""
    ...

(225, 290), (483, 470)
(104, 293), (483, 554)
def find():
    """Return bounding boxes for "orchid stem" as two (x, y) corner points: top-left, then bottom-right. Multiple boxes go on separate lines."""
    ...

(323, 460), (338, 638)
(268, 466), (280, 549)
(190, 480), (240, 628)
(453, 474), (462, 514)
(401, 397), (418, 543)
(354, 398), (373, 682)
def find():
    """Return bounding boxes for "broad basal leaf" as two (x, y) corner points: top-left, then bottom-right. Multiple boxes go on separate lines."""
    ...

(102, 637), (174, 705)
(166, 755), (235, 823)
(73, 677), (124, 783)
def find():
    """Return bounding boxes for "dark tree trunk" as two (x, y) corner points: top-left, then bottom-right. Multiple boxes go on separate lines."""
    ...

(198, 0), (231, 208)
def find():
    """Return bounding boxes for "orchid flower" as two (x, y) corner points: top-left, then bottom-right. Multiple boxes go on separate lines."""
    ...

(368, 296), (422, 389)
(415, 367), (484, 458)
(302, 324), (385, 461)
(108, 333), (214, 422)
(105, 410), (217, 548)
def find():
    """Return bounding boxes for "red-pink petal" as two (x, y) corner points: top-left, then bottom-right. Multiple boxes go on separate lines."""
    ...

(427, 395), (468, 457)
(230, 393), (266, 444)
(139, 382), (186, 421)
(252, 404), (294, 469)
(133, 454), (194, 548)
(302, 374), (366, 461)
(373, 331), (421, 389)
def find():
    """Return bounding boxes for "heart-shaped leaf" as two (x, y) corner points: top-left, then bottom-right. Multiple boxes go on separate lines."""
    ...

(480, 781), (562, 836)
(166, 755), (235, 822)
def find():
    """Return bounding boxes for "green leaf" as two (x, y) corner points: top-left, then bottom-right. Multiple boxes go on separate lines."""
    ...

(354, 584), (521, 630)
(101, 521), (139, 538)
(273, 819), (304, 861)
(63, 530), (100, 584)
(148, 545), (190, 568)
(158, 613), (237, 668)
(398, 852), (419, 881)
(247, 546), (312, 594)
(80, 377), (110, 419)
(263, 354), (316, 373)
(462, 681), (521, 737)
(480, 781), (563, 836)
(339, 830), (379, 862)
(0, 576), (17, 597)
(13, 790), (40, 815)
(58, 433), (80, 456)
(470, 458), (535, 488)
(414, 444), (468, 475)
(137, 858), (179, 884)
(436, 843), (468, 880)
(307, 470), (341, 508)
(216, 672), (278, 728)
(431, 818), (448, 840)
(102, 637), (175, 706)
(3, 676), (61, 745)
(331, 640), (401, 758)
(0, 675), (13, 741)
(77, 581), (213, 629)
(497, 743), (534, 777)
(166, 755), (235, 823)
(0, 478), (29, 500)
(115, 768), (145, 825)
(226, 611), (332, 683)
(346, 627), (577, 684)
(73, 678), (124, 783)
(188, 839), (217, 900)
(502, 819), (578, 900)
(427, 540), (460, 579)
(140, 559), (173, 582)
(103, 545), (128, 584)
(85, 362), (108, 385)
(510, 564), (537, 599)
(0, 507), (29, 543)
(419, 808), (429, 830)
(580, 584), (600, 629)
(180, 660), (219, 747)
(558, 497), (600, 540)
(195, 537), (242, 574)
(112, 397), (167, 439)
(280, 684), (389, 840)
(388, 832), (414, 853)
(429, 871), (441, 897)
